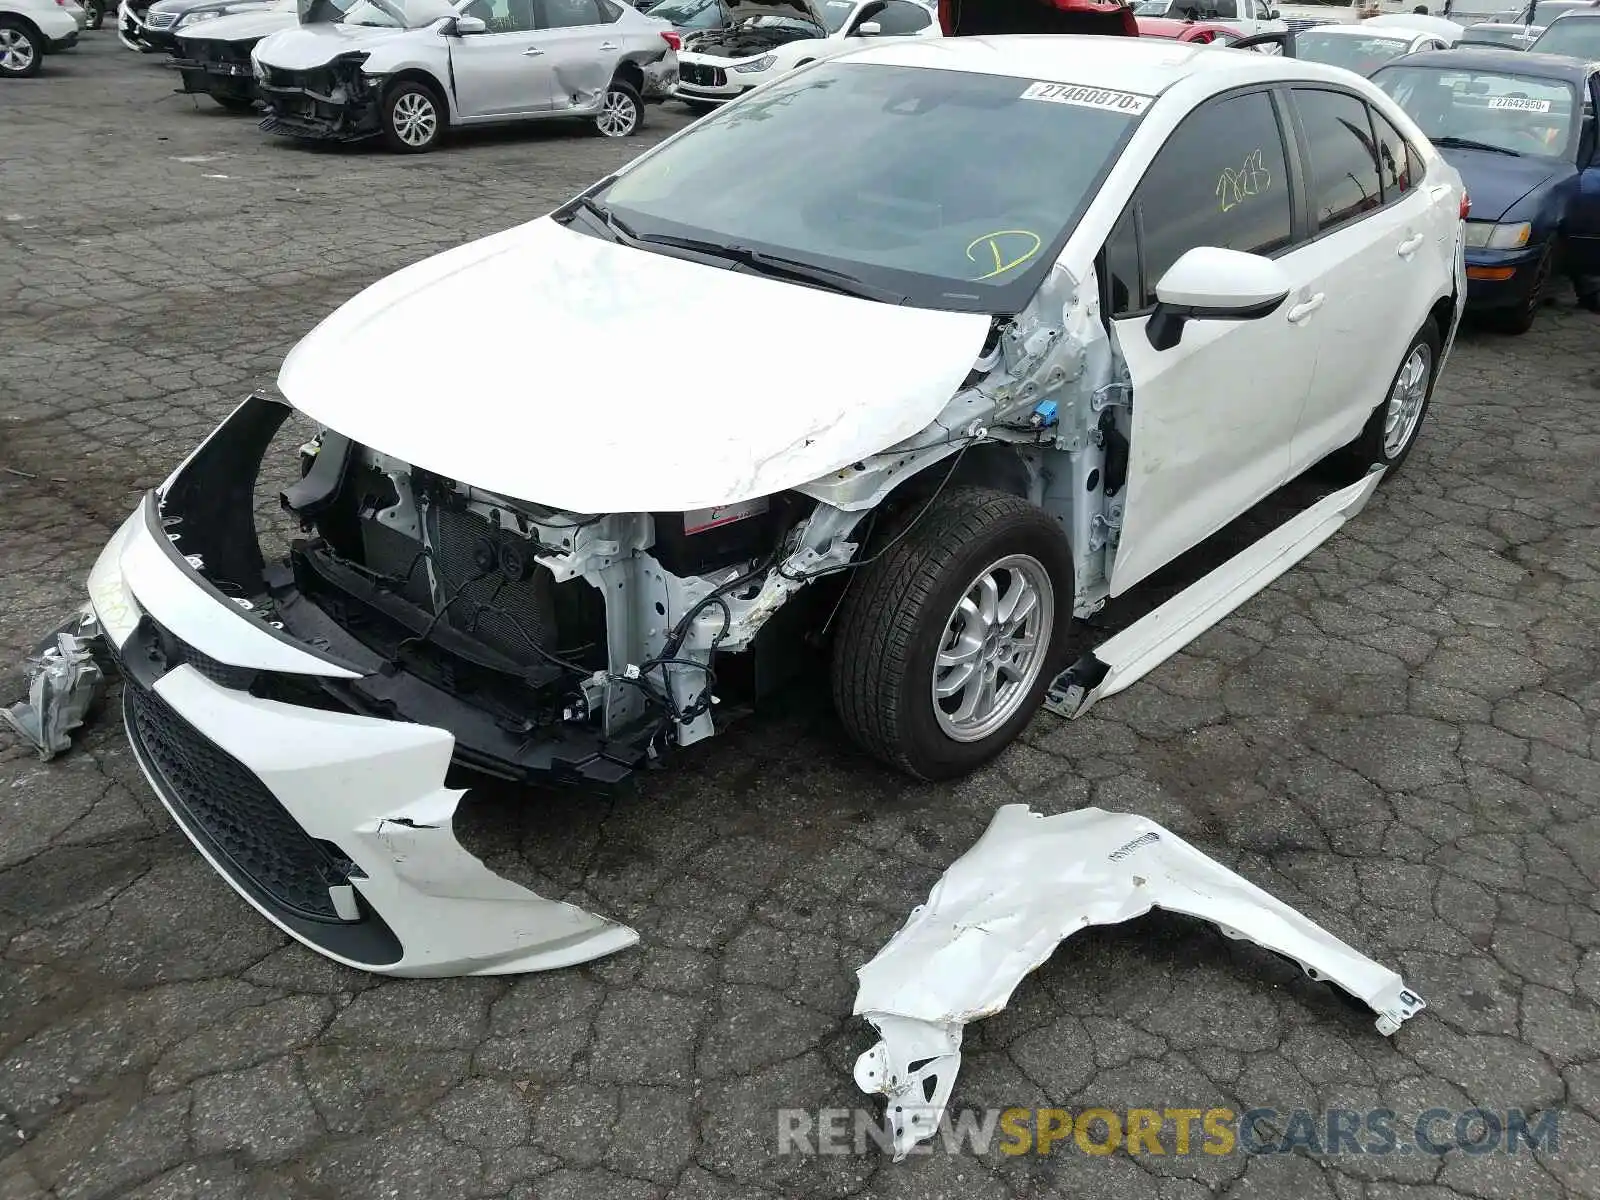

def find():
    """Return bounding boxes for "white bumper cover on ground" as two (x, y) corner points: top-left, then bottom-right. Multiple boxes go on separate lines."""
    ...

(852, 805), (1426, 1159)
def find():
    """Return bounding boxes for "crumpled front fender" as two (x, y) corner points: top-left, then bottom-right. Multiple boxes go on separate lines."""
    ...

(852, 805), (1426, 1159)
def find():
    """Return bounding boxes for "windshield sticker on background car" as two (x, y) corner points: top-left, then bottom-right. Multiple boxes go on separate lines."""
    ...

(965, 230), (1043, 281)
(1215, 148), (1271, 212)
(1488, 96), (1551, 111)
(1019, 81), (1152, 115)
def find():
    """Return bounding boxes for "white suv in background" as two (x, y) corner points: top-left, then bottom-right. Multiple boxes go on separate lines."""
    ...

(1, 0), (82, 77)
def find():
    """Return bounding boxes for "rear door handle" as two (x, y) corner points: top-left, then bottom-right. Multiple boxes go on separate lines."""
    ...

(1286, 293), (1325, 324)
(522, 45), (544, 54)
(599, 40), (619, 48)
(1397, 233), (1425, 258)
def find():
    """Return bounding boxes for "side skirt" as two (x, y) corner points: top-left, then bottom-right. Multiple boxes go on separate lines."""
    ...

(1045, 465), (1386, 720)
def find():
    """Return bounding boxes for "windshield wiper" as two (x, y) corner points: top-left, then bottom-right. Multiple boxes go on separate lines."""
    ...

(1433, 135), (1522, 157)
(633, 233), (907, 303)
(558, 194), (639, 243)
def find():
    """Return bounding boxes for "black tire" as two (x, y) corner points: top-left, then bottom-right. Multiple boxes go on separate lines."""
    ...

(683, 98), (716, 116)
(84, 0), (104, 29)
(830, 487), (1075, 781)
(380, 79), (444, 153)
(1573, 280), (1600, 313)
(591, 78), (642, 137)
(214, 94), (256, 112)
(1489, 243), (1550, 335)
(1337, 320), (1441, 476)
(0, 16), (44, 78)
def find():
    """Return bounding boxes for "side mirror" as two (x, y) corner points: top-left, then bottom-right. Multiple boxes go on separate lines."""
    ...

(856, 18), (881, 32)
(1146, 247), (1290, 351)
(451, 13), (488, 32)
(1268, 7), (1280, 16)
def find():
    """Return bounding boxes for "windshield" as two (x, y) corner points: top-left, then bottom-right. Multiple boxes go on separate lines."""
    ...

(649, 0), (724, 23)
(1296, 31), (1413, 71)
(338, 0), (449, 25)
(596, 62), (1144, 311)
(1532, 16), (1600, 54)
(816, 0), (854, 29)
(1373, 65), (1577, 157)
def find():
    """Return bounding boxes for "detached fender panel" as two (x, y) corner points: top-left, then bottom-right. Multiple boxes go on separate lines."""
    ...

(852, 805), (1425, 1159)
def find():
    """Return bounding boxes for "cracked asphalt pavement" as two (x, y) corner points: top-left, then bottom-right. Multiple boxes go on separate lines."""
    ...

(4, 34), (1600, 1200)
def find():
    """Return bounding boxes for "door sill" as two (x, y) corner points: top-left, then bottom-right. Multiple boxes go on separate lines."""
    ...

(1045, 465), (1386, 720)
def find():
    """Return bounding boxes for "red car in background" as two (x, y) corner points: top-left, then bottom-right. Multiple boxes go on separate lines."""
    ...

(940, 0), (1139, 36)
(1134, 14), (1244, 38)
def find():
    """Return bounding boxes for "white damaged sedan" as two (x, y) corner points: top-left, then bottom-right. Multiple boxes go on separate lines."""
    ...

(86, 35), (1465, 975)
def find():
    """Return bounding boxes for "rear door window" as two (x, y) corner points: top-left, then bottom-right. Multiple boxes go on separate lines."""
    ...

(1291, 87), (1384, 233)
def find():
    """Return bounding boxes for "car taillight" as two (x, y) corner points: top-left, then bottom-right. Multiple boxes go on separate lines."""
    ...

(661, 29), (681, 49)
(1460, 190), (1471, 220)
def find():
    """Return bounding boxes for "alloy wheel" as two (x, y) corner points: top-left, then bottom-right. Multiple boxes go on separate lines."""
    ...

(1382, 342), (1431, 459)
(930, 553), (1054, 743)
(595, 88), (638, 137)
(0, 27), (37, 73)
(392, 91), (438, 147)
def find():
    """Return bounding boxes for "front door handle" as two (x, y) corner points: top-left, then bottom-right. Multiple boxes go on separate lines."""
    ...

(599, 40), (619, 48)
(1397, 232), (1425, 258)
(1286, 293), (1325, 324)
(522, 45), (544, 54)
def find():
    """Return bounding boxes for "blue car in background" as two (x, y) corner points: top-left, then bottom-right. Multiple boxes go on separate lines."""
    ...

(1373, 48), (1600, 332)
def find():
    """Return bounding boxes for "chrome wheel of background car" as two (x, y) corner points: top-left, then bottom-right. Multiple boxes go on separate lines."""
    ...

(391, 92), (438, 147)
(0, 25), (38, 74)
(595, 87), (638, 137)
(1382, 342), (1431, 459)
(931, 553), (1053, 743)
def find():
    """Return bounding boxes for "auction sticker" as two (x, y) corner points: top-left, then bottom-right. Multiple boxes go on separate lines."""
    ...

(1019, 81), (1152, 115)
(1488, 96), (1551, 111)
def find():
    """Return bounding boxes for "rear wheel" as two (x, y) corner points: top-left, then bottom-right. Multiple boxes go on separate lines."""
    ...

(1337, 320), (1440, 476)
(381, 80), (444, 153)
(0, 18), (43, 77)
(83, 0), (104, 29)
(592, 78), (641, 137)
(831, 487), (1074, 781)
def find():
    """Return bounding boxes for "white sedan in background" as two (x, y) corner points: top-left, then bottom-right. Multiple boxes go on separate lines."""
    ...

(1289, 22), (1456, 72)
(674, 0), (938, 110)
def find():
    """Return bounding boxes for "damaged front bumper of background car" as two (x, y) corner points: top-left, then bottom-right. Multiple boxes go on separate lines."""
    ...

(852, 805), (1427, 1160)
(257, 53), (383, 140)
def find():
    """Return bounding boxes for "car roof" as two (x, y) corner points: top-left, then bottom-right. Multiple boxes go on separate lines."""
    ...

(1465, 20), (1541, 26)
(842, 32), (1376, 91)
(1546, 6), (1600, 17)
(1302, 23), (1425, 38)
(1388, 46), (1597, 76)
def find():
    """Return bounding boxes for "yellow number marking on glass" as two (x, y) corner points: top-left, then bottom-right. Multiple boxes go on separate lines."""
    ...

(966, 230), (1043, 281)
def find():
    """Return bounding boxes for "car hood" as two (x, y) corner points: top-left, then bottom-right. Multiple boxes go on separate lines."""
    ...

(1438, 146), (1571, 221)
(727, 0), (825, 23)
(149, 0), (275, 15)
(277, 217), (990, 514)
(176, 0), (292, 37)
(254, 20), (411, 64)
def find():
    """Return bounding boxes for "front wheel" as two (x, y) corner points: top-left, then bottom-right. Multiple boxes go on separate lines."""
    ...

(1337, 320), (1440, 476)
(83, 0), (104, 29)
(591, 79), (641, 137)
(1489, 243), (1550, 335)
(381, 80), (444, 153)
(0, 18), (43, 77)
(214, 94), (256, 113)
(831, 487), (1074, 781)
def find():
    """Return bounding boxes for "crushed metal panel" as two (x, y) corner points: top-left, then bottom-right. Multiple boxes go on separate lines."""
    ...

(1, 609), (107, 762)
(852, 805), (1426, 1159)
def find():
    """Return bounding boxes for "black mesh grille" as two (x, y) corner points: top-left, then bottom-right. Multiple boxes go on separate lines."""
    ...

(124, 675), (354, 923)
(426, 506), (557, 663)
(681, 63), (725, 87)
